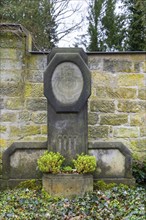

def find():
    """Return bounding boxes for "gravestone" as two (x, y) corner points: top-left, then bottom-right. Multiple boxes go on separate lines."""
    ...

(44, 48), (91, 161)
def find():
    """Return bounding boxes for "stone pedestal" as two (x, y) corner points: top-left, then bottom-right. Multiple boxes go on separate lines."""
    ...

(42, 174), (93, 197)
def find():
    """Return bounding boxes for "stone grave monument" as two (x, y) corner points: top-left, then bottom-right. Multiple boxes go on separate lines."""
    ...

(44, 48), (91, 161)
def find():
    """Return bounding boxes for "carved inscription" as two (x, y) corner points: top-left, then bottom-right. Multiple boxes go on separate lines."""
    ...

(52, 62), (83, 104)
(58, 135), (77, 153)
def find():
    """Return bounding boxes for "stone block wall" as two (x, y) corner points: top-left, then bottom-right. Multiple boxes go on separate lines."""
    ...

(88, 53), (146, 159)
(0, 24), (146, 177)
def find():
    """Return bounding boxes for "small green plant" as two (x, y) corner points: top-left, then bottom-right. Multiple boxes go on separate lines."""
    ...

(94, 180), (117, 190)
(73, 154), (96, 174)
(37, 151), (65, 174)
(62, 166), (73, 173)
(16, 179), (42, 190)
(132, 156), (146, 184)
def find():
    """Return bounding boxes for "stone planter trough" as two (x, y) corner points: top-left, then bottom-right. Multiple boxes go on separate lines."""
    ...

(42, 173), (93, 197)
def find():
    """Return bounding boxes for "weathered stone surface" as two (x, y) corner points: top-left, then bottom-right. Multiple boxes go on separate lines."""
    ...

(42, 174), (93, 198)
(22, 125), (41, 136)
(9, 126), (21, 137)
(133, 62), (146, 73)
(118, 74), (144, 86)
(100, 114), (128, 125)
(113, 127), (139, 138)
(5, 98), (23, 110)
(88, 141), (134, 184)
(0, 59), (23, 70)
(103, 59), (133, 73)
(28, 55), (47, 70)
(52, 62), (83, 105)
(90, 149), (125, 177)
(140, 127), (146, 137)
(91, 71), (117, 87)
(31, 112), (47, 124)
(130, 139), (146, 151)
(0, 70), (23, 83)
(90, 99), (115, 113)
(26, 98), (47, 111)
(0, 97), (4, 109)
(138, 101), (146, 112)
(27, 70), (44, 82)
(18, 111), (30, 122)
(88, 126), (109, 139)
(0, 125), (7, 133)
(138, 87), (146, 100)
(0, 112), (17, 122)
(9, 150), (43, 179)
(130, 114), (145, 126)
(88, 57), (103, 70)
(41, 125), (48, 135)
(0, 48), (23, 60)
(25, 83), (43, 97)
(10, 125), (41, 137)
(0, 33), (24, 48)
(0, 82), (23, 97)
(88, 113), (99, 125)
(96, 87), (137, 99)
(117, 101), (141, 113)
(0, 138), (7, 148)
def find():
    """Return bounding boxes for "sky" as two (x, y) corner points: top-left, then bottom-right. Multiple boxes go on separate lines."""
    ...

(57, 0), (89, 48)
(57, 0), (123, 48)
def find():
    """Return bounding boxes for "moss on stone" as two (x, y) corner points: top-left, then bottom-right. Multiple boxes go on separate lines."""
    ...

(0, 82), (23, 97)
(26, 98), (47, 111)
(28, 55), (47, 70)
(113, 127), (139, 138)
(0, 33), (25, 48)
(5, 98), (23, 110)
(0, 48), (23, 60)
(100, 114), (128, 125)
(41, 125), (48, 135)
(118, 74), (144, 87)
(88, 126), (109, 139)
(22, 125), (41, 136)
(0, 138), (7, 148)
(25, 83), (43, 97)
(90, 99), (115, 113)
(16, 179), (42, 190)
(130, 114), (145, 126)
(18, 111), (30, 122)
(10, 126), (21, 137)
(91, 71), (114, 87)
(130, 139), (146, 151)
(96, 87), (137, 99)
(88, 113), (99, 125)
(31, 112), (47, 124)
(140, 127), (146, 137)
(0, 125), (7, 133)
(138, 88), (146, 100)
(0, 112), (17, 122)
(117, 101), (140, 113)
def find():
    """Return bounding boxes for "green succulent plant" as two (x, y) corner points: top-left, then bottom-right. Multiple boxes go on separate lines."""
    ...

(37, 151), (65, 174)
(73, 154), (97, 174)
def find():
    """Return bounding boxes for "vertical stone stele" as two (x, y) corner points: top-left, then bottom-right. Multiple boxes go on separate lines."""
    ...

(44, 48), (91, 161)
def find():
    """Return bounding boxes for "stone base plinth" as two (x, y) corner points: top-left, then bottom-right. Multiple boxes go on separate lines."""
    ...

(42, 174), (93, 197)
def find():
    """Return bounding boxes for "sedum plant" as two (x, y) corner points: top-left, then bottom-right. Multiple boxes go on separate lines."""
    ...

(37, 151), (65, 174)
(73, 154), (96, 174)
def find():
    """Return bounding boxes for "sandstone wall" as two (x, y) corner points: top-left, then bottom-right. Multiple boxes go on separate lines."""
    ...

(0, 24), (146, 176)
